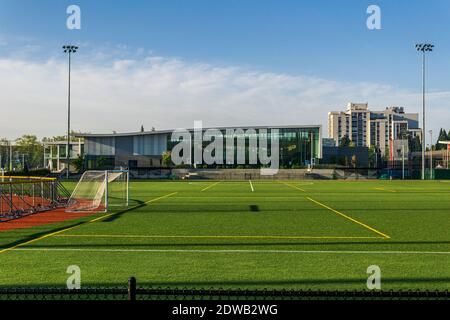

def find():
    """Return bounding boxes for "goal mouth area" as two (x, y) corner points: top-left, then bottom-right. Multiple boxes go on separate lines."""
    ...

(65, 199), (106, 213)
(0, 176), (70, 222)
(65, 170), (129, 213)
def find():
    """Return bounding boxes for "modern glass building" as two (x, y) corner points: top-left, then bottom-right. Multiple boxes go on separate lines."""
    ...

(77, 125), (322, 169)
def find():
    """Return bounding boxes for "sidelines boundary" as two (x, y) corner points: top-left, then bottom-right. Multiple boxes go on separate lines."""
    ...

(12, 247), (450, 255)
(54, 234), (382, 240)
(0, 192), (178, 255)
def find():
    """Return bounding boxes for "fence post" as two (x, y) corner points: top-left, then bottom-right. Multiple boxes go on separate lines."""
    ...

(128, 277), (136, 301)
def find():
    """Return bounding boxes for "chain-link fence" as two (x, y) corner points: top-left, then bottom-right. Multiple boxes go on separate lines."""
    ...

(0, 278), (449, 300)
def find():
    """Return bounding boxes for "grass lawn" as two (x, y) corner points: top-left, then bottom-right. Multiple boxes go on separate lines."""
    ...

(0, 179), (450, 291)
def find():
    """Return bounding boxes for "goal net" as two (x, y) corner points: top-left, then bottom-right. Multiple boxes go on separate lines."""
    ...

(66, 170), (129, 212)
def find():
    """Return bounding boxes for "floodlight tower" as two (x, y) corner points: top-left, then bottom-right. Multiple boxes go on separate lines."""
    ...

(429, 129), (433, 179)
(415, 43), (434, 180)
(62, 45), (78, 179)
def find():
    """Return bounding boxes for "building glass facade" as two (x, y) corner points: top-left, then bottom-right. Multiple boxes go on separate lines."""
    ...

(79, 125), (321, 169)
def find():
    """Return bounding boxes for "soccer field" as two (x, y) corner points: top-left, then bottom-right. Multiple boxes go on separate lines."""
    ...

(0, 180), (450, 291)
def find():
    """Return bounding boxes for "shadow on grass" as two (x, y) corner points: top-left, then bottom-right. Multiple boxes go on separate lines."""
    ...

(18, 239), (450, 249)
(101, 199), (145, 222)
(140, 277), (450, 287)
(2, 277), (450, 289)
(0, 199), (146, 250)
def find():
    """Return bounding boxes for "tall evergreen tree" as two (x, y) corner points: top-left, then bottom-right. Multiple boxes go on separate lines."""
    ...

(436, 128), (448, 150)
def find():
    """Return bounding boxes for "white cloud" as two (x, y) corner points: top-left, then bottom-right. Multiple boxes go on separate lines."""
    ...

(0, 53), (449, 142)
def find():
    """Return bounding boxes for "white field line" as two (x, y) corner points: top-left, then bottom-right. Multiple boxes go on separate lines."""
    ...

(249, 180), (254, 192)
(12, 248), (450, 255)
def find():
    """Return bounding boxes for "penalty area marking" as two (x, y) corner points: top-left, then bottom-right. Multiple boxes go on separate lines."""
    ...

(12, 248), (450, 255)
(201, 181), (221, 192)
(0, 192), (179, 255)
(306, 197), (390, 239)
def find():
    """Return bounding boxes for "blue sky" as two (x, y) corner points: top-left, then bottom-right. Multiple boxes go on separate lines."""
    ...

(0, 0), (449, 139)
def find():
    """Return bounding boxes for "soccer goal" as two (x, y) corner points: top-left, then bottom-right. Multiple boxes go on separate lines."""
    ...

(66, 170), (129, 212)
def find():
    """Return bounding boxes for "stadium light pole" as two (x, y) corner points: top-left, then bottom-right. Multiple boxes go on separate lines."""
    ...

(415, 43), (434, 180)
(429, 129), (433, 179)
(63, 45), (78, 179)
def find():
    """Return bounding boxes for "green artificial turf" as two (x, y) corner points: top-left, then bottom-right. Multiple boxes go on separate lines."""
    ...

(0, 180), (450, 291)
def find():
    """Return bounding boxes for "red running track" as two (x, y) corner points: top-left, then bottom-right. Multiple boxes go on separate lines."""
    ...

(0, 208), (98, 232)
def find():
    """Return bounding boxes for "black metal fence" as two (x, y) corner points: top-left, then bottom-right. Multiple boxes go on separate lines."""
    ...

(0, 176), (70, 222)
(0, 278), (449, 300)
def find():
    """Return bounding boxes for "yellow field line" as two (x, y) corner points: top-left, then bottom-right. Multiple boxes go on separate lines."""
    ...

(0, 192), (178, 255)
(373, 187), (396, 193)
(201, 181), (221, 192)
(55, 234), (382, 240)
(280, 182), (306, 192)
(0, 176), (56, 181)
(306, 197), (390, 239)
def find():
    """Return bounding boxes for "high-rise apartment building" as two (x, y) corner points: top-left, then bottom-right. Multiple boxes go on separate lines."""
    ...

(328, 103), (421, 157)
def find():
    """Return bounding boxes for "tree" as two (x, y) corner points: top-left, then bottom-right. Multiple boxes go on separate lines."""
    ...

(339, 135), (351, 147)
(408, 134), (422, 152)
(351, 154), (357, 168)
(140, 125), (145, 132)
(72, 155), (84, 173)
(15, 135), (43, 170)
(436, 128), (448, 150)
(162, 151), (172, 167)
(368, 145), (379, 168)
(96, 156), (107, 169)
(42, 130), (86, 143)
(0, 138), (9, 169)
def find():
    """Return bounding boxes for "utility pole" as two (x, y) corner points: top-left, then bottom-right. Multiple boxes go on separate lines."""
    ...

(429, 130), (433, 180)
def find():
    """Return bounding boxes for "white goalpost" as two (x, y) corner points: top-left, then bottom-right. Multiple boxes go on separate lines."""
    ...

(66, 170), (129, 212)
